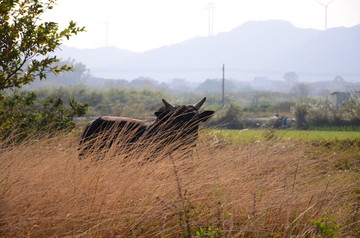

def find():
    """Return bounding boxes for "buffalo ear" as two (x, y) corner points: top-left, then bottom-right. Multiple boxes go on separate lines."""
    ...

(199, 110), (215, 122)
(155, 110), (165, 118)
(154, 107), (167, 118)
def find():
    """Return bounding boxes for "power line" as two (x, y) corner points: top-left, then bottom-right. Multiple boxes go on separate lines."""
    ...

(222, 64), (225, 107)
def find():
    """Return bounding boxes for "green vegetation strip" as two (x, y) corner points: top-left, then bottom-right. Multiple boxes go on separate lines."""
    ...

(207, 129), (360, 143)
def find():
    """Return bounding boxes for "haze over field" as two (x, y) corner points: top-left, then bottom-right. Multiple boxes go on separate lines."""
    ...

(41, 0), (360, 84)
(55, 20), (360, 83)
(48, 0), (360, 52)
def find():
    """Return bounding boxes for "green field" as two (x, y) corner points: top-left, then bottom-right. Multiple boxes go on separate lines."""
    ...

(207, 129), (360, 143)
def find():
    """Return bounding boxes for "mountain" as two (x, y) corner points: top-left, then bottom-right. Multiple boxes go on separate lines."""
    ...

(56, 20), (360, 82)
(55, 46), (136, 68)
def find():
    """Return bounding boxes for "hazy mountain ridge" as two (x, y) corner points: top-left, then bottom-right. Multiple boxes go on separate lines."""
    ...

(56, 46), (137, 68)
(56, 20), (360, 82)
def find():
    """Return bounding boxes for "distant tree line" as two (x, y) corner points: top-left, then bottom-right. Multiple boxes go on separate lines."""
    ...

(4, 87), (359, 133)
(28, 62), (360, 98)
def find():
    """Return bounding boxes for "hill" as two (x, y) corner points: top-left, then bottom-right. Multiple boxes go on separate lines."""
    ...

(56, 20), (360, 82)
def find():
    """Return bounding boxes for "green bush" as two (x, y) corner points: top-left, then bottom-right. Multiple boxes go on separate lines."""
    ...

(0, 92), (88, 142)
(33, 87), (166, 117)
(297, 99), (360, 129)
(209, 104), (244, 129)
(292, 103), (308, 129)
(310, 213), (340, 238)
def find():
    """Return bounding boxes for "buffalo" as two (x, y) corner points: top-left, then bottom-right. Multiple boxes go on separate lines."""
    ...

(79, 97), (214, 159)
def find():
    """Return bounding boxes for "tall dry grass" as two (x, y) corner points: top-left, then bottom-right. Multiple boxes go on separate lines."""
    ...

(0, 130), (359, 237)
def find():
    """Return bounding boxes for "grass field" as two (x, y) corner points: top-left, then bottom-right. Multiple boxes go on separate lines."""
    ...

(0, 130), (359, 237)
(208, 129), (360, 144)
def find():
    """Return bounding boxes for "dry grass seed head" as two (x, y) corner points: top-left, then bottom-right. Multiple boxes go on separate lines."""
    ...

(0, 131), (358, 237)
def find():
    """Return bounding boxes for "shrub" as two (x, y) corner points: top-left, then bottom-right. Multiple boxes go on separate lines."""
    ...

(210, 104), (244, 129)
(292, 103), (308, 129)
(0, 92), (88, 142)
(306, 103), (331, 127)
(310, 213), (341, 238)
(344, 90), (360, 124)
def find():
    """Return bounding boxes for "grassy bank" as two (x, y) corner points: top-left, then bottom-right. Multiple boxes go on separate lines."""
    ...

(0, 132), (359, 237)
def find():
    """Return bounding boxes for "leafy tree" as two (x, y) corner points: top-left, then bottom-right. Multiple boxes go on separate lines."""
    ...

(196, 79), (238, 93)
(333, 75), (345, 83)
(28, 59), (91, 88)
(209, 104), (244, 129)
(344, 90), (360, 123)
(0, 0), (85, 97)
(292, 103), (308, 129)
(290, 83), (311, 98)
(283, 71), (299, 84)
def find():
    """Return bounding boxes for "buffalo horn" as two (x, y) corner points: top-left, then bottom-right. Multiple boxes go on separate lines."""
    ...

(162, 99), (174, 110)
(193, 97), (206, 110)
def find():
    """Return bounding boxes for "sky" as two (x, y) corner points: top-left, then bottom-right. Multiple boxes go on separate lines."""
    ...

(43, 0), (360, 52)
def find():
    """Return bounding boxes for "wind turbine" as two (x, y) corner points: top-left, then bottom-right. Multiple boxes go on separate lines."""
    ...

(101, 22), (109, 47)
(205, 0), (215, 36)
(315, 0), (337, 30)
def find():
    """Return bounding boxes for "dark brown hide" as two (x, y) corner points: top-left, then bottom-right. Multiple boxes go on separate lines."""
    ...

(79, 98), (214, 158)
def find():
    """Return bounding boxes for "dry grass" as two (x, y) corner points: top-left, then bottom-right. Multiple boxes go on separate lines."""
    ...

(0, 131), (359, 237)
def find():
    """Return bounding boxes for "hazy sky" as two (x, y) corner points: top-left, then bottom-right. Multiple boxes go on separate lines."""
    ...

(44, 0), (360, 52)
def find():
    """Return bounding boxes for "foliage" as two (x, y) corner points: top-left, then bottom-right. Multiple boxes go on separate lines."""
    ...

(249, 92), (289, 107)
(244, 104), (276, 113)
(7, 87), (360, 130)
(27, 59), (91, 88)
(194, 226), (222, 238)
(306, 103), (331, 126)
(310, 213), (341, 238)
(0, 92), (88, 142)
(298, 95), (360, 129)
(196, 79), (238, 93)
(290, 83), (312, 97)
(292, 103), (308, 129)
(343, 90), (360, 123)
(209, 104), (244, 129)
(283, 71), (299, 84)
(0, 0), (85, 97)
(32, 86), (167, 117)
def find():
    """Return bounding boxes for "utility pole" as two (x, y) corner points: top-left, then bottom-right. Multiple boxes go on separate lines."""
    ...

(222, 64), (225, 107)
